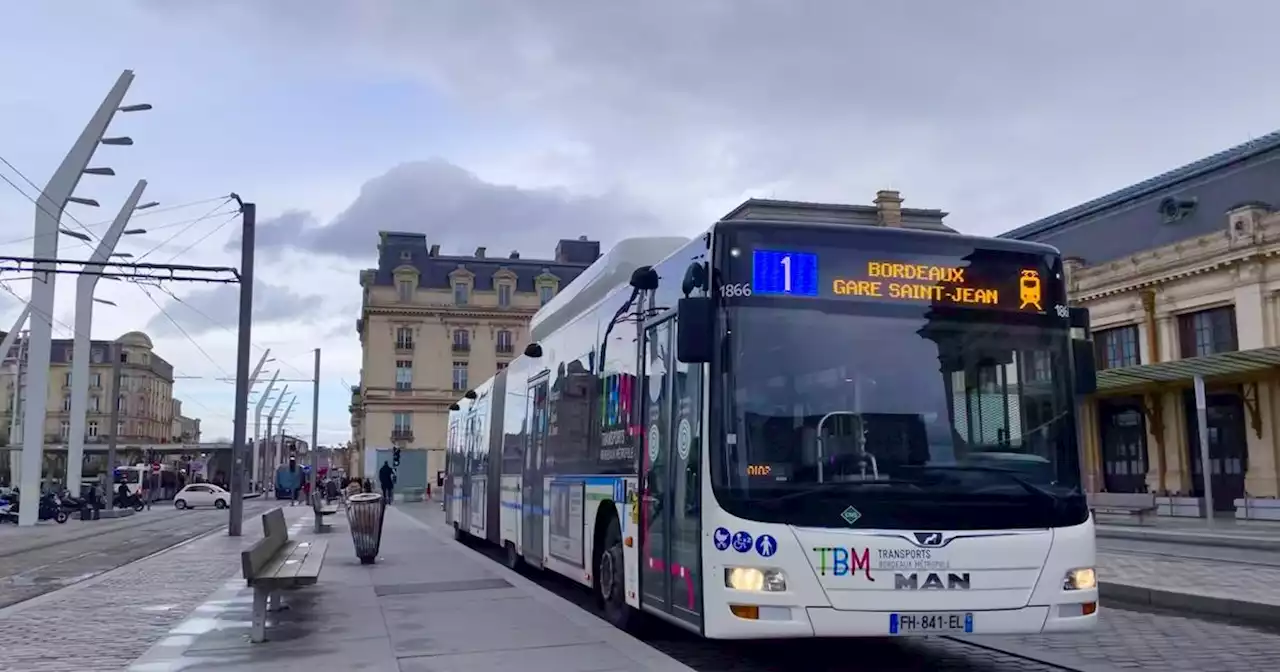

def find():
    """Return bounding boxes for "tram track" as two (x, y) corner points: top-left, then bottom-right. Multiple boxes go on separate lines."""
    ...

(0, 502), (269, 609)
(456, 535), (1091, 671)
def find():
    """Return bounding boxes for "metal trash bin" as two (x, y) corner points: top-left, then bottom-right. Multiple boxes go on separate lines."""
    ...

(346, 492), (386, 564)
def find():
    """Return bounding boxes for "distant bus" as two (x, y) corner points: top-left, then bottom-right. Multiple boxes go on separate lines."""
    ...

(447, 220), (1098, 640)
(113, 464), (179, 498)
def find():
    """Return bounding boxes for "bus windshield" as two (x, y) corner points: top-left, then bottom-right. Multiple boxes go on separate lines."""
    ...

(710, 231), (1087, 530)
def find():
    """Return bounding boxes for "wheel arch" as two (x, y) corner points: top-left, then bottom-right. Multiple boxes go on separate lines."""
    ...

(591, 498), (619, 575)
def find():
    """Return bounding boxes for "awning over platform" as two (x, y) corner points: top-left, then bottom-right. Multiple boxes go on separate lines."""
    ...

(1096, 345), (1280, 395)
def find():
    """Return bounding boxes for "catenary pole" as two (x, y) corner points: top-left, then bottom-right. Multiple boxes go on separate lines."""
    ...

(310, 348), (321, 532)
(67, 180), (147, 491)
(19, 70), (136, 526)
(228, 202), (255, 536)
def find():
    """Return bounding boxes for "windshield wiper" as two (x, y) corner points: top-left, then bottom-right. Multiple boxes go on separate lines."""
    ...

(919, 465), (1076, 508)
(759, 478), (925, 505)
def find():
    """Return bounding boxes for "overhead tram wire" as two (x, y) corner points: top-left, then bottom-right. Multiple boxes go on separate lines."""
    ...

(0, 153), (102, 251)
(0, 196), (237, 248)
(161, 211), (239, 264)
(0, 278), (227, 421)
(131, 197), (236, 264)
(133, 282), (233, 380)
(145, 283), (319, 383)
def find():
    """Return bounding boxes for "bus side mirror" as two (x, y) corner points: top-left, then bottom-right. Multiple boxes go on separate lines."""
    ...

(1072, 339), (1097, 395)
(676, 297), (713, 363)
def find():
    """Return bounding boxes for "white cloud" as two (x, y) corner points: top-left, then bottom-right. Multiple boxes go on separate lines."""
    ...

(4, 0), (1280, 444)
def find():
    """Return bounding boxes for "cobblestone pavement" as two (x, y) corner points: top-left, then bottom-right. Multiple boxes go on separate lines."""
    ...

(1097, 549), (1280, 608)
(0, 499), (274, 609)
(0, 503), (302, 672)
(1099, 536), (1280, 567)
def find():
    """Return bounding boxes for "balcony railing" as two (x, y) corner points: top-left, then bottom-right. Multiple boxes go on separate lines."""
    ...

(395, 341), (414, 353)
(391, 429), (414, 441)
(495, 344), (514, 355)
(452, 342), (470, 353)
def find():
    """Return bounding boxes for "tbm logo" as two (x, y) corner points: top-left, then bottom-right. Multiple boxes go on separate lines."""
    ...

(812, 547), (874, 580)
(894, 572), (971, 590)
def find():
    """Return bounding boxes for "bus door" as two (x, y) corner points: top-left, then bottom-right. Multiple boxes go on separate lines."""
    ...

(522, 374), (550, 567)
(639, 314), (704, 628)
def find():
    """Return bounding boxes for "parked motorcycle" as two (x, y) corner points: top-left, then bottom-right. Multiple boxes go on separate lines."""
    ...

(3, 492), (69, 524)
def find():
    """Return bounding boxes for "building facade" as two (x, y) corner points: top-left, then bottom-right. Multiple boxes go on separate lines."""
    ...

(0, 330), (199, 486)
(1002, 132), (1280, 518)
(351, 232), (599, 491)
(171, 398), (202, 443)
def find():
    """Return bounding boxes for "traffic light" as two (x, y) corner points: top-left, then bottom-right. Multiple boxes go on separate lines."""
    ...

(392, 446), (401, 468)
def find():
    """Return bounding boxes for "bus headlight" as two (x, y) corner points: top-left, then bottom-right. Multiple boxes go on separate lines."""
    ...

(1063, 567), (1096, 591)
(725, 567), (787, 592)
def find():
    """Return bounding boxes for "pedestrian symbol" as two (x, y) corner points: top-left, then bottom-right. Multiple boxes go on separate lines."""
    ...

(755, 534), (777, 558)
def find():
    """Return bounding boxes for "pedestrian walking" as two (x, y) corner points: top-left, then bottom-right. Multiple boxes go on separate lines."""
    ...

(379, 461), (395, 504)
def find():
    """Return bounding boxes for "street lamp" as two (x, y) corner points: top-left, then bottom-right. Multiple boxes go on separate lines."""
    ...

(19, 70), (147, 526)
(66, 181), (149, 492)
(252, 371), (280, 490)
(265, 387), (288, 486)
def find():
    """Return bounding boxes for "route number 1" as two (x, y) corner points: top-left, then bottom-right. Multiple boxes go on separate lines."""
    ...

(780, 255), (792, 292)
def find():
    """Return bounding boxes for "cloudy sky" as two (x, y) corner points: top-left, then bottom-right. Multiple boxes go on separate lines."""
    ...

(2, 1), (1279, 445)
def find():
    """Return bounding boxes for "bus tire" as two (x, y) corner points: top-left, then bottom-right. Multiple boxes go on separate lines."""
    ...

(504, 541), (522, 570)
(596, 515), (630, 630)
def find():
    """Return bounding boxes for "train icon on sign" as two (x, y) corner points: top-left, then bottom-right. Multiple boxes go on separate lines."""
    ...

(1019, 269), (1042, 311)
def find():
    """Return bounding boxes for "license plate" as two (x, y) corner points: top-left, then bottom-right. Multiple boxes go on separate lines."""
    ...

(889, 612), (973, 635)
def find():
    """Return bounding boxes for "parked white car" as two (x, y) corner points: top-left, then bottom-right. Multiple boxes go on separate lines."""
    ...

(174, 483), (230, 510)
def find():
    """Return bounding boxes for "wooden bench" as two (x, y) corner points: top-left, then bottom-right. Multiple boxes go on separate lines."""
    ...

(311, 492), (338, 531)
(240, 508), (328, 643)
(1088, 492), (1158, 524)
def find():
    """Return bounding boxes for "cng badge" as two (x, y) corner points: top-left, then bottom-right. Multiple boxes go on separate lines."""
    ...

(840, 506), (862, 526)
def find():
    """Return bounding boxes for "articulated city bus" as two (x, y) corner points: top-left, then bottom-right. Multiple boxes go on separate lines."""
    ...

(445, 219), (1099, 639)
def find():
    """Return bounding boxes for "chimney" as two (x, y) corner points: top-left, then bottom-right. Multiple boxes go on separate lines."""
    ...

(874, 190), (904, 228)
(428, 244), (440, 257)
(474, 246), (486, 258)
(509, 250), (520, 259)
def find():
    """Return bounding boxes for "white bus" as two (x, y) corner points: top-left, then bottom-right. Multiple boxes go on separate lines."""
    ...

(446, 220), (1099, 639)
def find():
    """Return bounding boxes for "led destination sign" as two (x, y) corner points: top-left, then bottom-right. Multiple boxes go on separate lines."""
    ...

(749, 247), (1057, 314)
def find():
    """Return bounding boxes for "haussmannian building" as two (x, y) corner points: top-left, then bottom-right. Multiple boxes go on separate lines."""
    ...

(0, 330), (188, 486)
(1002, 132), (1280, 520)
(351, 232), (599, 493)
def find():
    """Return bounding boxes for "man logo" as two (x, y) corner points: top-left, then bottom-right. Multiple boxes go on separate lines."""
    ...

(913, 532), (943, 547)
(895, 572), (971, 590)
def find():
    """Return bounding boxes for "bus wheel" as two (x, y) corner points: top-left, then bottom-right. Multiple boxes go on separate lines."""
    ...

(504, 541), (522, 570)
(597, 516), (630, 629)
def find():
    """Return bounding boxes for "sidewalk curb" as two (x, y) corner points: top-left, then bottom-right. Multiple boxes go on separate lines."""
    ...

(392, 506), (698, 672)
(1097, 526), (1280, 551)
(1100, 580), (1280, 625)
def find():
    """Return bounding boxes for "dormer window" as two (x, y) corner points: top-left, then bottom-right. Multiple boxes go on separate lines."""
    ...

(393, 264), (419, 303)
(400, 250), (412, 261)
(493, 269), (517, 308)
(453, 282), (470, 305)
(535, 269), (560, 307)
